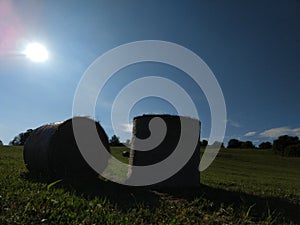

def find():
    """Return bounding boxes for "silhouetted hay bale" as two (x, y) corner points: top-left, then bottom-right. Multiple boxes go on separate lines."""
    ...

(128, 114), (200, 187)
(23, 123), (61, 175)
(23, 117), (110, 179)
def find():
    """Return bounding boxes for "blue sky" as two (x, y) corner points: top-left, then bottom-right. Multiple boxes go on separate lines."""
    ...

(0, 0), (300, 146)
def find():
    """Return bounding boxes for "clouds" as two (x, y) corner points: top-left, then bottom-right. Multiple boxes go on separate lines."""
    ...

(227, 119), (241, 128)
(259, 127), (300, 138)
(121, 123), (133, 133)
(244, 131), (256, 137)
(243, 127), (300, 140)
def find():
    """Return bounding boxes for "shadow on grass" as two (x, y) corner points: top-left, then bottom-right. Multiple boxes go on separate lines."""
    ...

(158, 185), (300, 223)
(21, 172), (300, 223)
(21, 172), (161, 209)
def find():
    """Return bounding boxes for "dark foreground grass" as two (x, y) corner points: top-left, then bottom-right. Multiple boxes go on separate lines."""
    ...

(0, 146), (299, 224)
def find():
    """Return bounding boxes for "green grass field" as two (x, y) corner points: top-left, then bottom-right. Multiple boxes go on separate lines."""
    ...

(0, 146), (299, 224)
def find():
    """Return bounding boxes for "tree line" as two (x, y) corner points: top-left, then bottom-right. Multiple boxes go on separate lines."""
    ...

(4, 129), (300, 157)
(9, 129), (34, 146)
(199, 139), (272, 149)
(200, 135), (300, 157)
(272, 135), (300, 157)
(6, 131), (125, 147)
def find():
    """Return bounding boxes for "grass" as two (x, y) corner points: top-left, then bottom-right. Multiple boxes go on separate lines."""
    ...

(201, 148), (300, 203)
(0, 145), (300, 224)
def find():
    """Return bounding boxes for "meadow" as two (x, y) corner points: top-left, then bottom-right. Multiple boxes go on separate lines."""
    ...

(0, 145), (299, 224)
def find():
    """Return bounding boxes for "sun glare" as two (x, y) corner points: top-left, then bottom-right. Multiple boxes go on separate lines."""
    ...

(24, 42), (49, 62)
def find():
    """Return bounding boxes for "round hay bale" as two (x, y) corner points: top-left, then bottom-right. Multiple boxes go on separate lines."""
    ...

(23, 117), (110, 178)
(128, 114), (200, 187)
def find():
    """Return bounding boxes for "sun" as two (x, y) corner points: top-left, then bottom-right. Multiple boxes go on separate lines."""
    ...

(23, 42), (49, 62)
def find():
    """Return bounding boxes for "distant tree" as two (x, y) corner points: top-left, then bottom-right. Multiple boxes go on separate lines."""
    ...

(273, 135), (299, 156)
(9, 129), (33, 146)
(227, 139), (241, 148)
(210, 141), (225, 148)
(284, 144), (300, 157)
(259, 141), (272, 149)
(0, 140), (3, 146)
(200, 140), (208, 147)
(109, 135), (122, 146)
(241, 141), (255, 149)
(9, 137), (19, 146)
(125, 139), (131, 146)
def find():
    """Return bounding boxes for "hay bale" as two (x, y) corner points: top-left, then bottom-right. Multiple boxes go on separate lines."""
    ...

(128, 114), (200, 187)
(23, 117), (110, 178)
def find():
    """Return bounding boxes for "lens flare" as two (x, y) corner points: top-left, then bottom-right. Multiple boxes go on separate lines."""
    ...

(23, 42), (48, 62)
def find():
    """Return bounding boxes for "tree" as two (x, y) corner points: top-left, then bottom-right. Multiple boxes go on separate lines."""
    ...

(259, 141), (272, 149)
(273, 135), (299, 156)
(210, 141), (225, 148)
(284, 144), (300, 157)
(0, 140), (3, 146)
(9, 129), (33, 146)
(227, 139), (256, 149)
(227, 139), (241, 148)
(241, 141), (255, 149)
(125, 139), (131, 146)
(109, 135), (121, 146)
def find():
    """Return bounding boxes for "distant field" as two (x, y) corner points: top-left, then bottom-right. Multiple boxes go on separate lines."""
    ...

(201, 148), (300, 203)
(0, 146), (299, 224)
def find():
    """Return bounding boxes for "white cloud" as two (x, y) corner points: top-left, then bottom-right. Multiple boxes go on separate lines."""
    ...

(244, 131), (256, 137)
(260, 127), (300, 138)
(121, 123), (133, 133)
(227, 119), (241, 128)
